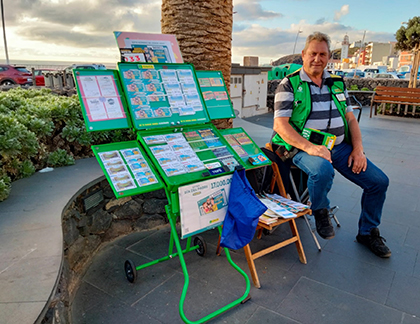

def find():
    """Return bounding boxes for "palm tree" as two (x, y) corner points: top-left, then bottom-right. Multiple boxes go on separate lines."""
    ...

(161, 0), (233, 128)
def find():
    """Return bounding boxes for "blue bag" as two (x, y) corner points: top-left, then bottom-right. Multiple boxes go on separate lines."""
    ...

(220, 169), (268, 250)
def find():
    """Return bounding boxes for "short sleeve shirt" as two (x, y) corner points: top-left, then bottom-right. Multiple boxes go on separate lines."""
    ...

(274, 69), (352, 145)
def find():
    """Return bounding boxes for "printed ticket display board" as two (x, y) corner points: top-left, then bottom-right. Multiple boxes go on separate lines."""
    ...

(92, 141), (163, 198)
(118, 62), (210, 130)
(73, 61), (270, 216)
(196, 70), (235, 120)
(219, 128), (269, 166)
(74, 70), (131, 131)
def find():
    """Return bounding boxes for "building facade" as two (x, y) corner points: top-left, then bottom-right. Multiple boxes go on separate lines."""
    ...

(364, 42), (397, 66)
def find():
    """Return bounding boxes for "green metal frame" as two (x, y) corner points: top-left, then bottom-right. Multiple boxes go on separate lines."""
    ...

(133, 188), (251, 323)
(75, 62), (257, 322)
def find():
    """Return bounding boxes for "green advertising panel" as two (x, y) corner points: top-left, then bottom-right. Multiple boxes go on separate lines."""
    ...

(92, 140), (164, 198)
(73, 69), (131, 132)
(220, 127), (271, 168)
(118, 62), (210, 130)
(196, 70), (235, 120)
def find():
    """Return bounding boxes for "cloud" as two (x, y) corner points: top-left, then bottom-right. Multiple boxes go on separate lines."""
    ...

(233, 1), (282, 21)
(232, 20), (396, 64)
(4, 0), (161, 49)
(334, 5), (350, 22)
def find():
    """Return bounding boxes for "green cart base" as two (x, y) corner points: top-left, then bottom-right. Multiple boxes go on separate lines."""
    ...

(124, 204), (251, 324)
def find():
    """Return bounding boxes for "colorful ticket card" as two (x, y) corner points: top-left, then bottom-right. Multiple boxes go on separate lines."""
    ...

(159, 69), (178, 82)
(233, 132), (253, 145)
(177, 69), (194, 82)
(198, 78), (211, 87)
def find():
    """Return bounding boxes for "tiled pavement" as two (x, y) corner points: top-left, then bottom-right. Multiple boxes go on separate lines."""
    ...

(1, 107), (420, 324)
(71, 108), (420, 324)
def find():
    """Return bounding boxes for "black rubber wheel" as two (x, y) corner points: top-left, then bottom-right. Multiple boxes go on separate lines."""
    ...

(194, 236), (207, 257)
(124, 259), (137, 283)
(1, 80), (15, 86)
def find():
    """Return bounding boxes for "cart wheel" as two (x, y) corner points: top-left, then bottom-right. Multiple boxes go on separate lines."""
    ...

(124, 259), (137, 283)
(194, 236), (207, 257)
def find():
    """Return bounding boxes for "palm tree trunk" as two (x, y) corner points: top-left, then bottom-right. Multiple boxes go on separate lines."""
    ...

(161, 0), (233, 129)
(408, 45), (419, 89)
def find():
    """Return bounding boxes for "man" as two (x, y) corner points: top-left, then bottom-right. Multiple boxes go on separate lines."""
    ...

(272, 32), (391, 258)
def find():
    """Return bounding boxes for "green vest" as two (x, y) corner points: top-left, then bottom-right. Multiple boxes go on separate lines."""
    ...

(272, 69), (349, 150)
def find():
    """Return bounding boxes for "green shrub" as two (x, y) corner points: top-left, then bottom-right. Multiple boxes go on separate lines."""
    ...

(361, 87), (370, 91)
(350, 85), (359, 90)
(0, 88), (135, 201)
(0, 175), (11, 202)
(47, 149), (75, 167)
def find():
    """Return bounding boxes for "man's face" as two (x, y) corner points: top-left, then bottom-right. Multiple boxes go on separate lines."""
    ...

(302, 40), (330, 77)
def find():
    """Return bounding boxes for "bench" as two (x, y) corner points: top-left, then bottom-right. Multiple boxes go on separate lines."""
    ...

(370, 86), (420, 117)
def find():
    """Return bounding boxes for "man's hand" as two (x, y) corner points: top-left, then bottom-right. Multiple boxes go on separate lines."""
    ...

(348, 148), (367, 174)
(306, 144), (332, 163)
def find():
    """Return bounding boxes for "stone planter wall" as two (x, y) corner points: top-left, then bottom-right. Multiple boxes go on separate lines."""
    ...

(43, 177), (168, 323)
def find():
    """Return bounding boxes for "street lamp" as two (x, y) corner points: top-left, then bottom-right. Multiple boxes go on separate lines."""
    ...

(1, 0), (9, 64)
(292, 29), (303, 55)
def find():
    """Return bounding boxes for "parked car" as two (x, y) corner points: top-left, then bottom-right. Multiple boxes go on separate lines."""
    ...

(34, 69), (57, 86)
(0, 64), (32, 85)
(64, 63), (106, 74)
(372, 73), (400, 79)
(343, 70), (365, 78)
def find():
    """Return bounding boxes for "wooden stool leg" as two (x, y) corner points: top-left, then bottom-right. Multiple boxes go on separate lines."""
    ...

(289, 219), (307, 264)
(243, 244), (261, 289)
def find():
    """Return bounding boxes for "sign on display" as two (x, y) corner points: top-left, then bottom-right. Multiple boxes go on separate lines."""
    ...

(178, 174), (233, 238)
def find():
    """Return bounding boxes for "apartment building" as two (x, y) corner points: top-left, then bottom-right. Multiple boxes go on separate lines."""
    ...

(364, 42), (397, 65)
(398, 51), (413, 69)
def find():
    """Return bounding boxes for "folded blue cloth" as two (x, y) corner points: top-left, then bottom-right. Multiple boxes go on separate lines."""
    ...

(220, 169), (267, 250)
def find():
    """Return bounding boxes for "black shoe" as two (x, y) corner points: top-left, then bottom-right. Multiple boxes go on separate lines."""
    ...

(314, 208), (335, 240)
(356, 228), (391, 258)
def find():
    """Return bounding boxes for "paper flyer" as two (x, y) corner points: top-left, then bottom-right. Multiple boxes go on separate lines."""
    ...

(78, 75), (126, 122)
(259, 198), (296, 219)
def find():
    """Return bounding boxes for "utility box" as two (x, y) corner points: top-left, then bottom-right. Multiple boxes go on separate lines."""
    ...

(230, 63), (270, 118)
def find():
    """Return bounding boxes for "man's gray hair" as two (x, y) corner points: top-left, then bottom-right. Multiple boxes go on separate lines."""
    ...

(303, 32), (331, 52)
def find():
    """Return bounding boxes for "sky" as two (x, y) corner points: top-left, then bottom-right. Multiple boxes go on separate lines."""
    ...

(1, 0), (417, 66)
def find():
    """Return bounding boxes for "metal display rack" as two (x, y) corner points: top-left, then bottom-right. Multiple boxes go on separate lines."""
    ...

(74, 61), (270, 323)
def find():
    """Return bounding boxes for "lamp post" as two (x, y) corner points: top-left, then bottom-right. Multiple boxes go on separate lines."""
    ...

(292, 29), (303, 55)
(1, 0), (9, 64)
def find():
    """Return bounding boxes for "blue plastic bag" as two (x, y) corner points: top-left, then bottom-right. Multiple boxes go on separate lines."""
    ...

(220, 169), (267, 250)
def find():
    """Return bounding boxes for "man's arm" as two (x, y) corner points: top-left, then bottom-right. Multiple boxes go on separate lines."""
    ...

(274, 117), (332, 162)
(346, 111), (367, 173)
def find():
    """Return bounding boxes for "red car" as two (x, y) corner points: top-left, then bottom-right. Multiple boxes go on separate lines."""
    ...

(34, 69), (56, 86)
(0, 64), (33, 86)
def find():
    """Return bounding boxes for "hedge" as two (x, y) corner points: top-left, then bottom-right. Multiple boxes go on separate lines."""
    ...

(0, 88), (135, 201)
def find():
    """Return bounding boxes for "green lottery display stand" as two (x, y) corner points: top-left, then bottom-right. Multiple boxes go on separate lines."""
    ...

(74, 62), (270, 323)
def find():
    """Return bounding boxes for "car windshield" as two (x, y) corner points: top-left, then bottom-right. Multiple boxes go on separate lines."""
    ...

(16, 67), (31, 73)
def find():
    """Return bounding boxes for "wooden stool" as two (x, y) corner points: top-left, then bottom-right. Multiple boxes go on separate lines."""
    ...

(217, 156), (310, 288)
